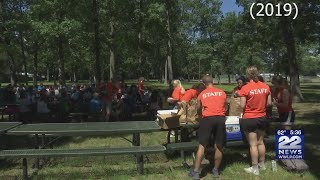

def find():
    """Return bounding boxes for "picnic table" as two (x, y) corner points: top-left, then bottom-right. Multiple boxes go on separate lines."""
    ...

(0, 122), (22, 134)
(3, 121), (164, 179)
(7, 121), (161, 136)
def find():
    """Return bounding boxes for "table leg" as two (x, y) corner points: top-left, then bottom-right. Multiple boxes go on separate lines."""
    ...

(166, 131), (171, 144)
(49, 137), (53, 149)
(181, 128), (189, 142)
(174, 129), (179, 143)
(22, 158), (28, 180)
(132, 132), (143, 174)
(41, 134), (45, 148)
(132, 132), (140, 146)
(181, 150), (190, 169)
(40, 134), (46, 167)
(34, 134), (40, 169)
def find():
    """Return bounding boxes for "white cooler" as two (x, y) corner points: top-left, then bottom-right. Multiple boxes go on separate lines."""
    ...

(225, 116), (243, 141)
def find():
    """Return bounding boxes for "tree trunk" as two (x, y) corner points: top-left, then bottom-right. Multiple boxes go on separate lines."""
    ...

(166, 0), (173, 81)
(137, 0), (143, 76)
(281, 18), (304, 102)
(1, 0), (17, 86)
(228, 73), (231, 84)
(93, 0), (101, 84)
(19, 31), (28, 85)
(58, 35), (65, 86)
(93, 72), (97, 84)
(33, 42), (38, 86)
(46, 68), (50, 81)
(53, 67), (57, 86)
(7, 53), (17, 86)
(109, 22), (115, 81)
(164, 59), (168, 84)
(73, 72), (77, 82)
(18, 3), (28, 85)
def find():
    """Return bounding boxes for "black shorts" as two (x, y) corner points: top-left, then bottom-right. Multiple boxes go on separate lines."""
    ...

(279, 111), (295, 125)
(198, 116), (226, 146)
(241, 116), (268, 133)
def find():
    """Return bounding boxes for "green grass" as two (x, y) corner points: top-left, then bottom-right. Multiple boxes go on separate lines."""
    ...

(0, 82), (320, 179)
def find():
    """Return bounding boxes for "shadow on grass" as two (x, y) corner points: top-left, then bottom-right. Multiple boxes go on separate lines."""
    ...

(302, 93), (320, 102)
(300, 84), (320, 90)
(295, 110), (320, 125)
(24, 165), (186, 179)
(198, 145), (277, 178)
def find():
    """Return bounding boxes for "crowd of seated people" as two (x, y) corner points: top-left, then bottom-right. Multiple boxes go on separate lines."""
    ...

(0, 79), (162, 123)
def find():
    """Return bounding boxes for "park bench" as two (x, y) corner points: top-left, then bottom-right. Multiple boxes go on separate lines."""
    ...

(0, 145), (166, 180)
(2, 121), (164, 179)
(166, 136), (276, 168)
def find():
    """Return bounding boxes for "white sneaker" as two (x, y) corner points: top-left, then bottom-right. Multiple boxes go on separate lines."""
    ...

(259, 165), (266, 171)
(170, 131), (175, 137)
(244, 167), (259, 175)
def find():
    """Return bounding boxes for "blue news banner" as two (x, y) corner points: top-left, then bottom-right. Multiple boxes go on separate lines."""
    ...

(276, 130), (304, 159)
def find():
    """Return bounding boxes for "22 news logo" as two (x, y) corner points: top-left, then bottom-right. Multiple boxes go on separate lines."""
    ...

(276, 130), (304, 159)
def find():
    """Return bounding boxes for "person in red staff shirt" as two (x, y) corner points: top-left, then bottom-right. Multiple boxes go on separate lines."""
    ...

(238, 66), (272, 176)
(100, 79), (117, 121)
(167, 80), (185, 109)
(188, 75), (227, 179)
(177, 83), (205, 117)
(138, 77), (145, 96)
(273, 76), (295, 130)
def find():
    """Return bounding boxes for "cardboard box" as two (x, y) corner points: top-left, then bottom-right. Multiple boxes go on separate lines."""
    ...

(225, 116), (243, 141)
(229, 97), (243, 116)
(157, 110), (180, 129)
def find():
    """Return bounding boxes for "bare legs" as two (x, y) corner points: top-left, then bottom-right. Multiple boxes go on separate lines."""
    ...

(194, 144), (223, 172)
(245, 130), (265, 169)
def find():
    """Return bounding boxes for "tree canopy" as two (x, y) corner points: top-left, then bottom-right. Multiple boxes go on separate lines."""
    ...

(1, 0), (319, 100)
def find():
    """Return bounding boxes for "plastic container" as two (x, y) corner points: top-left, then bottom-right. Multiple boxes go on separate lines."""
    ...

(272, 160), (277, 172)
(225, 116), (243, 141)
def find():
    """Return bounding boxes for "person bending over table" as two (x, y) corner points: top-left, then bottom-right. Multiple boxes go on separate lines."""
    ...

(167, 80), (185, 110)
(228, 75), (247, 116)
(188, 75), (227, 179)
(177, 83), (205, 123)
(238, 66), (272, 176)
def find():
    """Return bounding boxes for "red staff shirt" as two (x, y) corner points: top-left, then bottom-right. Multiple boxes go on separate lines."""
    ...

(172, 87), (184, 101)
(239, 80), (271, 119)
(198, 86), (226, 117)
(100, 82), (117, 102)
(181, 89), (197, 102)
(138, 81), (144, 95)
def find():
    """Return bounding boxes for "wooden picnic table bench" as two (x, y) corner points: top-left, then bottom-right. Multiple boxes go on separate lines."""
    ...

(2, 121), (164, 180)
